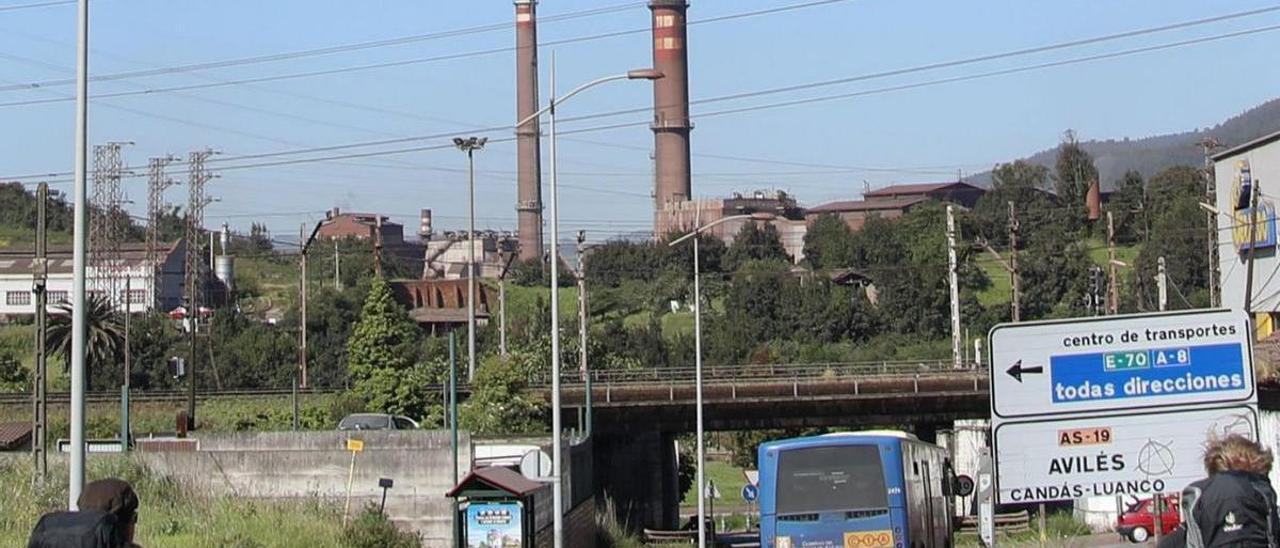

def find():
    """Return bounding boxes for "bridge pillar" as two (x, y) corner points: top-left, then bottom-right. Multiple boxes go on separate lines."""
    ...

(594, 430), (680, 530)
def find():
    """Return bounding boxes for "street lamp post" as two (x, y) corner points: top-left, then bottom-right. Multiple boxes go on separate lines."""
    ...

(668, 211), (775, 548)
(516, 56), (661, 548)
(453, 137), (487, 382)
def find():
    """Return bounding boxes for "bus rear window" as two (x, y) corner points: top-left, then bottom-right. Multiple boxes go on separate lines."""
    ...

(776, 445), (888, 514)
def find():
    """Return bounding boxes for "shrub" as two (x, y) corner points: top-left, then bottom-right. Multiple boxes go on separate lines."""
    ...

(341, 505), (420, 548)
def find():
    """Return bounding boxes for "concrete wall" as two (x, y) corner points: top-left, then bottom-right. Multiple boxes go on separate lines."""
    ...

(138, 430), (470, 547)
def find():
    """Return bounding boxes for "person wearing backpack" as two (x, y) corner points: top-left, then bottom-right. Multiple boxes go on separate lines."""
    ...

(27, 478), (140, 548)
(1158, 434), (1280, 547)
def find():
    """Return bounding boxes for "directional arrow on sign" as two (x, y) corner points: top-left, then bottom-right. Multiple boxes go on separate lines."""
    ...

(1005, 360), (1044, 382)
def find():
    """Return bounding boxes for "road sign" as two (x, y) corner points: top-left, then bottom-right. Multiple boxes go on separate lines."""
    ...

(346, 439), (364, 452)
(995, 405), (1256, 503)
(990, 309), (1254, 419)
(989, 310), (1260, 505)
(741, 483), (759, 503)
(519, 449), (553, 481)
(744, 470), (759, 486)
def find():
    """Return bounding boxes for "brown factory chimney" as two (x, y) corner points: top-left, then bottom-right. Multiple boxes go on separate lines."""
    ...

(515, 0), (543, 261)
(650, 0), (692, 226)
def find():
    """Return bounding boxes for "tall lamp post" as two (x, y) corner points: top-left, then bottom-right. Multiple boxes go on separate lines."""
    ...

(668, 211), (775, 548)
(515, 57), (662, 548)
(453, 136), (487, 382)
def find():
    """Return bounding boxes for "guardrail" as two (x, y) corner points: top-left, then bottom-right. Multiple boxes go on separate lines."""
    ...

(957, 511), (1031, 534)
(541, 360), (985, 386)
(0, 361), (986, 405)
(0, 387), (346, 405)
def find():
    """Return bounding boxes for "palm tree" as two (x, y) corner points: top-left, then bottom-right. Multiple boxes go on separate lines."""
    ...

(46, 292), (125, 391)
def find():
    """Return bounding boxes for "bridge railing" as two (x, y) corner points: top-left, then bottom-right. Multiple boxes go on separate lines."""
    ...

(532, 359), (986, 387)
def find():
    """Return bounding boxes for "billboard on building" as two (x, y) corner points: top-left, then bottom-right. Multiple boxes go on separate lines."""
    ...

(1216, 134), (1280, 317)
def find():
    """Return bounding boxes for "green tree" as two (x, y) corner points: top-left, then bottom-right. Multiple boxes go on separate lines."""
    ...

(0, 350), (29, 392)
(802, 214), (855, 270)
(1053, 131), (1099, 232)
(46, 293), (125, 391)
(1129, 166), (1211, 310)
(1108, 170), (1146, 244)
(346, 277), (423, 415)
(459, 351), (546, 434)
(970, 161), (1055, 247)
(723, 223), (790, 271)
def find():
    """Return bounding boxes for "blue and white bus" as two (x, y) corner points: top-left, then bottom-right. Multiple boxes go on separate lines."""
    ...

(758, 431), (969, 548)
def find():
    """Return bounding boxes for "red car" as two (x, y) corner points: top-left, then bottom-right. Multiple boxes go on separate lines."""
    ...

(1116, 495), (1180, 543)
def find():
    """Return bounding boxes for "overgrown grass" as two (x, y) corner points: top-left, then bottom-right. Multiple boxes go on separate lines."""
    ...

(957, 511), (1092, 547)
(0, 456), (350, 547)
(680, 459), (749, 507)
(0, 323), (34, 369)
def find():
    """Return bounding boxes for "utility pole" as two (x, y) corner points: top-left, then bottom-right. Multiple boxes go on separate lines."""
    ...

(1245, 182), (1262, 315)
(373, 213), (381, 277)
(146, 156), (176, 308)
(70, 0), (89, 507)
(299, 224), (309, 389)
(1157, 256), (1168, 312)
(333, 240), (341, 290)
(576, 230), (591, 436)
(1200, 137), (1223, 307)
(1007, 202), (1021, 322)
(946, 205), (962, 368)
(454, 136), (487, 381)
(184, 149), (215, 431)
(32, 183), (49, 479)
(1107, 211), (1119, 315)
(499, 253), (515, 356)
(90, 142), (130, 308)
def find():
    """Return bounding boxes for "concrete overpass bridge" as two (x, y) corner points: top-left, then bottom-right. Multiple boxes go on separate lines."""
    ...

(529, 360), (990, 528)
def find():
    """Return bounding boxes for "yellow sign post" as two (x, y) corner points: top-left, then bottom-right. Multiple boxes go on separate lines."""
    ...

(343, 438), (364, 524)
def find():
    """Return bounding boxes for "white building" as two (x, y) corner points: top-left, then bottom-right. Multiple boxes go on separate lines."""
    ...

(1214, 131), (1280, 339)
(422, 232), (517, 280)
(0, 241), (187, 317)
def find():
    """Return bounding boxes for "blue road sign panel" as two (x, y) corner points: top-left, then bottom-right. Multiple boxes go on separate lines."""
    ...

(741, 483), (758, 502)
(1050, 343), (1246, 404)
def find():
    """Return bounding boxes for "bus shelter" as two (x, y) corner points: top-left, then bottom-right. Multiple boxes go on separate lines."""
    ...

(447, 465), (551, 547)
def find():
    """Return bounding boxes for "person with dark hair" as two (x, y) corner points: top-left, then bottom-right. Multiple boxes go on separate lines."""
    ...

(77, 479), (141, 547)
(1158, 434), (1279, 547)
(27, 478), (141, 548)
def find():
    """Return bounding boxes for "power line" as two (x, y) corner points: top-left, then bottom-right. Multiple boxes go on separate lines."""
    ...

(9, 20), (1280, 186)
(7, 4), (1269, 180)
(0, 1), (645, 91)
(0, 0), (855, 104)
(0, 0), (73, 12)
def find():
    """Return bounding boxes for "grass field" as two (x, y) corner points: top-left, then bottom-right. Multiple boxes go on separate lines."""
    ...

(0, 456), (353, 547)
(973, 239), (1142, 307)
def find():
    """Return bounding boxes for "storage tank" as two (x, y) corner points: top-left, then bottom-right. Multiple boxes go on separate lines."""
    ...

(215, 255), (234, 291)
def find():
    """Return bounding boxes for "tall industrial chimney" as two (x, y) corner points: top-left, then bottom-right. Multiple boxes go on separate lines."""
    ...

(515, 0), (544, 261)
(650, 0), (693, 223)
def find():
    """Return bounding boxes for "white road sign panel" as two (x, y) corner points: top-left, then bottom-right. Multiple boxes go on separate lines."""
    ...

(994, 405), (1258, 504)
(990, 310), (1254, 419)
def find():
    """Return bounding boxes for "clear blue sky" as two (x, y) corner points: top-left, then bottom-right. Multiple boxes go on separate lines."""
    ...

(2, 0), (1280, 244)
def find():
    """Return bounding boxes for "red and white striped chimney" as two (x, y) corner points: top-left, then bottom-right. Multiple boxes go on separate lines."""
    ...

(515, 0), (543, 261)
(650, 0), (692, 230)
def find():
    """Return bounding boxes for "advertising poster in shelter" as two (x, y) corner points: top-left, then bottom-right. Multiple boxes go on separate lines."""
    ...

(465, 501), (523, 548)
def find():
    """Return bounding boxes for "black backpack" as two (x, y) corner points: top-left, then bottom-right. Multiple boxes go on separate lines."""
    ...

(27, 510), (127, 548)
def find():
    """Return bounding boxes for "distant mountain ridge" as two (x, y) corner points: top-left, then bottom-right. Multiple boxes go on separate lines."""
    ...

(966, 97), (1280, 188)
